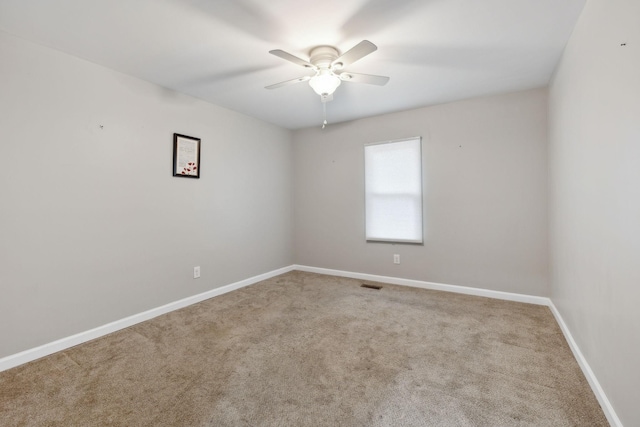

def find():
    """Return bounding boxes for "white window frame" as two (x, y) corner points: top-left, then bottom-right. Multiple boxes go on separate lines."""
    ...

(364, 137), (424, 244)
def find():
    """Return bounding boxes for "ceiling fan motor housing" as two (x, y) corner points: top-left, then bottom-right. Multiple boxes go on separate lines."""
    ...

(309, 46), (340, 69)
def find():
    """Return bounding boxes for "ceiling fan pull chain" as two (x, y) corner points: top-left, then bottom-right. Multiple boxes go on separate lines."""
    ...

(322, 102), (328, 129)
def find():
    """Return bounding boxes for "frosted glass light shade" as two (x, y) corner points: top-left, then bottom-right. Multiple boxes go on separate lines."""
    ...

(309, 71), (341, 96)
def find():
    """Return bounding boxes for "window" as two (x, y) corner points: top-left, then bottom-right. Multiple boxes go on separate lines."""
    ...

(365, 137), (423, 244)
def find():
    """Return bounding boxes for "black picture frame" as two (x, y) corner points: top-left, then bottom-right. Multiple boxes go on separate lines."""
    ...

(173, 133), (201, 178)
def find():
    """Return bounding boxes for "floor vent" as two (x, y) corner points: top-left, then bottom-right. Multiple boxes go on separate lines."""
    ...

(361, 284), (382, 290)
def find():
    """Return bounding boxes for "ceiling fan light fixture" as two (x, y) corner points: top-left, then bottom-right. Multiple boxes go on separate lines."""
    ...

(309, 70), (341, 96)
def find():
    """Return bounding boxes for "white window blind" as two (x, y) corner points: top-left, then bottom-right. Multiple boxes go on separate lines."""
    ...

(365, 137), (423, 244)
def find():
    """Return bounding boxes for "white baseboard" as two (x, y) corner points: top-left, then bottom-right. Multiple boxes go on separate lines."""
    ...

(293, 264), (550, 305)
(548, 302), (622, 427)
(0, 265), (295, 373)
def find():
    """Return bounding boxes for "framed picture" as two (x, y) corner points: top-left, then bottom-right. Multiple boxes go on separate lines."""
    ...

(173, 133), (201, 178)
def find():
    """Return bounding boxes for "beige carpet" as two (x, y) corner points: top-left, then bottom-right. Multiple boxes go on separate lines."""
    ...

(0, 271), (608, 426)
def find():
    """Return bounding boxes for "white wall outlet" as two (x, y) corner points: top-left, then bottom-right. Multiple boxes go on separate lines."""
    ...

(393, 254), (400, 264)
(193, 266), (201, 279)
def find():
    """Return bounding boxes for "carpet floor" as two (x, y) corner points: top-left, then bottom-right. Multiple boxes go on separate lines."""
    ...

(0, 271), (608, 426)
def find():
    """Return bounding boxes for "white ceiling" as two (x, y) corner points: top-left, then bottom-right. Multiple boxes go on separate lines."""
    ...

(0, 0), (586, 129)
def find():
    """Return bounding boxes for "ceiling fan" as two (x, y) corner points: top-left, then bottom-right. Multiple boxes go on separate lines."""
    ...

(265, 40), (389, 103)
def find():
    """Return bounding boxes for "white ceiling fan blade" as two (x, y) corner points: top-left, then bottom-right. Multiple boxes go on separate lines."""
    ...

(265, 75), (311, 90)
(339, 72), (389, 86)
(332, 40), (377, 69)
(269, 49), (314, 68)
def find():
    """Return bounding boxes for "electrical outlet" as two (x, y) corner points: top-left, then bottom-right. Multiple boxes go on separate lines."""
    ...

(193, 266), (201, 279)
(393, 254), (400, 264)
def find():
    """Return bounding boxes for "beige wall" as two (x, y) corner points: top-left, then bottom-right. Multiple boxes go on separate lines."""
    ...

(0, 31), (293, 358)
(293, 89), (549, 296)
(548, 0), (640, 424)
